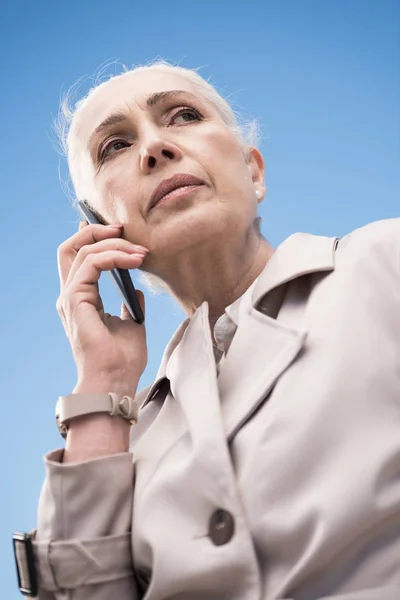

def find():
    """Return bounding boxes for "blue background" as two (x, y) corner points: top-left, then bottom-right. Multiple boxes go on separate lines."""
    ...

(1, 0), (399, 596)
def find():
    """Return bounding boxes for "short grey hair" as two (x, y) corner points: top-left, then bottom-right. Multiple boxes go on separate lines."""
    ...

(56, 59), (261, 157)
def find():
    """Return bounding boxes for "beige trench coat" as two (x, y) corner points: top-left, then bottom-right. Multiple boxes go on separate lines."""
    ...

(33, 218), (400, 599)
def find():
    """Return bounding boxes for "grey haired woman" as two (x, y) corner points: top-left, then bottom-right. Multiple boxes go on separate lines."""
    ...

(14, 62), (400, 600)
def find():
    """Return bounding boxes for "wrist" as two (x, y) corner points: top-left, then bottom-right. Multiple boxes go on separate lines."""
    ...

(65, 413), (131, 462)
(73, 376), (139, 398)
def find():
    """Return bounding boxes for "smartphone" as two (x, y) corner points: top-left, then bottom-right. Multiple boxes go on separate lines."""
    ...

(76, 200), (144, 324)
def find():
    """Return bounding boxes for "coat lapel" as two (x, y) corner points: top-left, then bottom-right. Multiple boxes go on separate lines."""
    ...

(138, 319), (189, 409)
(220, 232), (339, 440)
(139, 232), (339, 444)
(218, 308), (308, 441)
(165, 302), (226, 454)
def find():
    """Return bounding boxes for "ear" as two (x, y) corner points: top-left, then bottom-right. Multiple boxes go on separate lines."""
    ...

(246, 147), (266, 202)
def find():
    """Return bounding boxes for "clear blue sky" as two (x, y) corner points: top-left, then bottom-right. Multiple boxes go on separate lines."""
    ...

(1, 0), (399, 596)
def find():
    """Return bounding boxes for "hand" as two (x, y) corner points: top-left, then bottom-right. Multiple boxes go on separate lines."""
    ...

(56, 220), (149, 397)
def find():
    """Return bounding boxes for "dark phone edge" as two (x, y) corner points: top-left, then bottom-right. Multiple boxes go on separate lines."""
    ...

(119, 269), (144, 324)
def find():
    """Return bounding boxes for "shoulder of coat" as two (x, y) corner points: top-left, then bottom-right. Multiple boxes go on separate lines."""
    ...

(336, 217), (400, 255)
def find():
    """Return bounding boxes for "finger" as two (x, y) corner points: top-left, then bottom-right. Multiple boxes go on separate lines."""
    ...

(137, 289), (145, 316)
(120, 303), (131, 321)
(58, 224), (148, 287)
(78, 220), (88, 230)
(66, 238), (148, 286)
(120, 289), (145, 321)
(95, 291), (105, 317)
(68, 251), (147, 294)
(58, 224), (123, 285)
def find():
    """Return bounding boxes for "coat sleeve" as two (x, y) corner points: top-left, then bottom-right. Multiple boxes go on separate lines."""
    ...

(33, 448), (139, 600)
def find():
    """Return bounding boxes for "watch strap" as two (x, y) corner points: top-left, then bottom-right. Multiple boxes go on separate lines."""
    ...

(56, 393), (139, 438)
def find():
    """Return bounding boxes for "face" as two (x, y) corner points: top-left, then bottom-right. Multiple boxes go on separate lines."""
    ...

(69, 69), (265, 273)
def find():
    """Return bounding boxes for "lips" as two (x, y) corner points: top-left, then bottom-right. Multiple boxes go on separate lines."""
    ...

(148, 174), (206, 211)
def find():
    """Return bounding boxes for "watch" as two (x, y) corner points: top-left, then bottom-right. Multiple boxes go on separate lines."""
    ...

(56, 392), (139, 438)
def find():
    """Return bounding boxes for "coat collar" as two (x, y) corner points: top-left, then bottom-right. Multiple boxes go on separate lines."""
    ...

(139, 232), (338, 411)
(252, 232), (339, 309)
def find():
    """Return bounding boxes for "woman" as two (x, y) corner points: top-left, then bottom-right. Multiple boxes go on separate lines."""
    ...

(14, 62), (400, 599)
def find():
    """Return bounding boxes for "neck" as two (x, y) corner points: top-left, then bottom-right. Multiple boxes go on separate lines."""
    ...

(152, 229), (274, 338)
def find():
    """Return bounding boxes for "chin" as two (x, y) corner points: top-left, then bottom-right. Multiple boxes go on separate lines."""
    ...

(156, 211), (230, 252)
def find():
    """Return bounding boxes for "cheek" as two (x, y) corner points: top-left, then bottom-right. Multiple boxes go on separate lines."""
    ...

(196, 127), (250, 191)
(100, 159), (131, 196)
(95, 155), (144, 219)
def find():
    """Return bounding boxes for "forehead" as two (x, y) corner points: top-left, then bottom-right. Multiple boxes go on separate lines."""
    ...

(72, 69), (204, 145)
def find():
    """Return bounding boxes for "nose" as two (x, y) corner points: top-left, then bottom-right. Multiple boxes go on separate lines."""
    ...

(139, 137), (183, 174)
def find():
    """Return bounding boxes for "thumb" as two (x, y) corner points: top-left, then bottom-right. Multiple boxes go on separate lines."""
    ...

(120, 289), (145, 321)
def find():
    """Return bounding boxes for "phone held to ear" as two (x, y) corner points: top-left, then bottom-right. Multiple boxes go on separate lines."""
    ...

(77, 200), (145, 324)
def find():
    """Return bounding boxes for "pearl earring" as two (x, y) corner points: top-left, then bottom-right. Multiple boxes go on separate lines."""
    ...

(256, 190), (262, 199)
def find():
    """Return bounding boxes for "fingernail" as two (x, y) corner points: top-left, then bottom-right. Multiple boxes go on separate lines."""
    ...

(107, 224), (123, 229)
(129, 253), (147, 260)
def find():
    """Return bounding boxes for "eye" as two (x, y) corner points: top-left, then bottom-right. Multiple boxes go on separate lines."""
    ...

(169, 107), (202, 125)
(99, 138), (130, 162)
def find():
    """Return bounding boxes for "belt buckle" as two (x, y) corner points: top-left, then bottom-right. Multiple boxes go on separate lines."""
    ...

(13, 531), (38, 597)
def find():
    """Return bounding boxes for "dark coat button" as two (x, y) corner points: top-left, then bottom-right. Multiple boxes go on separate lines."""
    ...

(209, 508), (235, 546)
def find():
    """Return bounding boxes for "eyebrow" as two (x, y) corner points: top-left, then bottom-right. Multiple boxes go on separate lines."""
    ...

(146, 89), (198, 107)
(88, 90), (200, 148)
